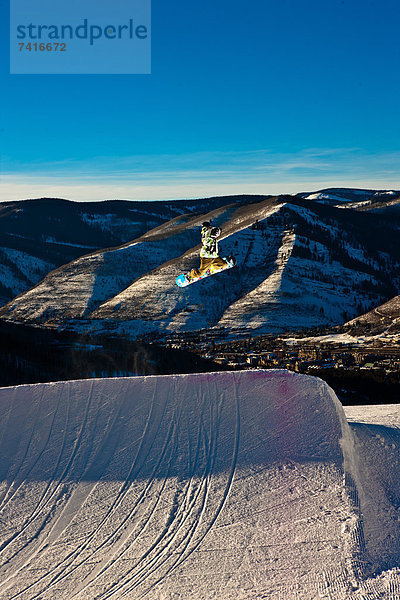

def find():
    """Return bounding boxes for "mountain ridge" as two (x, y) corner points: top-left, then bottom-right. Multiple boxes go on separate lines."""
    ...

(0, 194), (269, 305)
(345, 295), (400, 337)
(1, 189), (399, 339)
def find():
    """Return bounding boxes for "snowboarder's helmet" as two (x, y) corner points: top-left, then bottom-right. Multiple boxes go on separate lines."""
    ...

(202, 221), (211, 228)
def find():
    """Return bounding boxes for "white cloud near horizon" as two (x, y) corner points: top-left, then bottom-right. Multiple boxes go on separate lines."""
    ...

(1, 148), (399, 201)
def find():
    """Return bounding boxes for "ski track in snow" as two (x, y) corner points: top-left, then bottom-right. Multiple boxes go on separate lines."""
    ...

(0, 371), (400, 599)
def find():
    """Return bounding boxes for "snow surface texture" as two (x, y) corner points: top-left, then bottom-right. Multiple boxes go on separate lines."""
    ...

(1, 370), (400, 599)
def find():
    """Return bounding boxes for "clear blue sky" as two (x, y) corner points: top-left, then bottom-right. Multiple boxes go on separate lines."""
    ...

(1, 0), (400, 201)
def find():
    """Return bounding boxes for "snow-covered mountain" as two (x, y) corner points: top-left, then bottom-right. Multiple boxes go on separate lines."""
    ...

(280, 293), (400, 349)
(297, 187), (400, 208)
(1, 369), (400, 599)
(0, 195), (263, 305)
(345, 295), (400, 337)
(1, 192), (399, 338)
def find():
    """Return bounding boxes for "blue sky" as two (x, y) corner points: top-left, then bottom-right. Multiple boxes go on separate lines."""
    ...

(1, 0), (400, 201)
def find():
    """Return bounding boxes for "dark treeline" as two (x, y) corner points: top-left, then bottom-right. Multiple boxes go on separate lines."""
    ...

(311, 367), (400, 405)
(0, 321), (228, 387)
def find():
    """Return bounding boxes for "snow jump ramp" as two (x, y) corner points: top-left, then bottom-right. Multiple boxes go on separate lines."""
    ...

(0, 370), (398, 599)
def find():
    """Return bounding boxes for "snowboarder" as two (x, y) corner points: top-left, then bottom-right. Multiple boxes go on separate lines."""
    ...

(188, 222), (229, 281)
(175, 221), (236, 287)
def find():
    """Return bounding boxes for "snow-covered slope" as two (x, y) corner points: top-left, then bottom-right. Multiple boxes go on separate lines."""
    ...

(298, 187), (400, 207)
(282, 295), (400, 348)
(1, 192), (399, 338)
(0, 195), (264, 306)
(1, 369), (400, 599)
(0, 200), (253, 324)
(0, 198), (165, 305)
(0, 247), (54, 304)
(345, 295), (400, 338)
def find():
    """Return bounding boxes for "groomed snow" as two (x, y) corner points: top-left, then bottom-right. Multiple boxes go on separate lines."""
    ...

(0, 370), (400, 599)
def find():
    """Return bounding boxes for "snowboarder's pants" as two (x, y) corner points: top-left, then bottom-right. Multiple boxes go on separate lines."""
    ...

(190, 256), (228, 278)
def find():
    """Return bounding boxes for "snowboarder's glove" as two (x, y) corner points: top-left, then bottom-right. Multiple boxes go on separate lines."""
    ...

(210, 227), (221, 238)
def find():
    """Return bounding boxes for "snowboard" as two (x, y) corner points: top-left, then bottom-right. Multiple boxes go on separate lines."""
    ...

(176, 256), (236, 287)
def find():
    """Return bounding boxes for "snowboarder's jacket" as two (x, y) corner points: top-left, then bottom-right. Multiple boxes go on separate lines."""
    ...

(200, 225), (220, 258)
